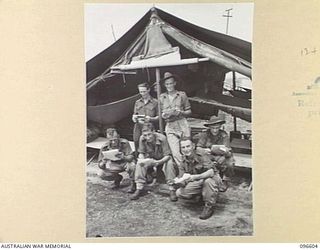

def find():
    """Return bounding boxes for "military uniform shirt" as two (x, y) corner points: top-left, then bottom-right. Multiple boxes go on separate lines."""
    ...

(159, 91), (191, 122)
(197, 129), (230, 148)
(179, 153), (216, 177)
(138, 132), (171, 160)
(133, 97), (158, 117)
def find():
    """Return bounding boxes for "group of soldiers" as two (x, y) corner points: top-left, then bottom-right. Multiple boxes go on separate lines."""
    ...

(97, 72), (235, 220)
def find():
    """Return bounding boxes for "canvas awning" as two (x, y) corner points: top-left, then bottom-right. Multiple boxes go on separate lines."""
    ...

(86, 7), (252, 90)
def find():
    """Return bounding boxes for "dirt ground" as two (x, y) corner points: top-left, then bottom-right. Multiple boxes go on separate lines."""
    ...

(86, 112), (252, 237)
(86, 161), (253, 237)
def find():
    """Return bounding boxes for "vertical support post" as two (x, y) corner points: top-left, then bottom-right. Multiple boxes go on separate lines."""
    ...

(156, 68), (164, 133)
(232, 71), (237, 131)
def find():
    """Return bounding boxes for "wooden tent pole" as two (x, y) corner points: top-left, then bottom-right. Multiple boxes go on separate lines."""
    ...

(156, 68), (164, 133)
(232, 71), (237, 131)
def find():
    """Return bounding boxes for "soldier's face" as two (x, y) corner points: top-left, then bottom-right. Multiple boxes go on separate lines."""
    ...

(142, 130), (154, 143)
(138, 87), (149, 99)
(164, 78), (176, 92)
(209, 124), (222, 136)
(180, 139), (194, 156)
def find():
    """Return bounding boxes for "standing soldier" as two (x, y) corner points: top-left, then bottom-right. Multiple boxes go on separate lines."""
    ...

(159, 72), (192, 168)
(97, 128), (135, 190)
(132, 83), (159, 157)
(175, 137), (227, 220)
(196, 114), (235, 182)
(130, 123), (178, 201)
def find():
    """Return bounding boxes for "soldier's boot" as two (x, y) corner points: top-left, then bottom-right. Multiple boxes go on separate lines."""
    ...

(127, 181), (136, 194)
(199, 203), (214, 220)
(169, 190), (178, 202)
(130, 189), (143, 200)
(111, 174), (123, 189)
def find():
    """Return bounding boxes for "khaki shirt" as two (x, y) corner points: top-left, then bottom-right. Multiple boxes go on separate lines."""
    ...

(197, 129), (230, 148)
(133, 97), (158, 117)
(159, 91), (191, 122)
(138, 132), (171, 160)
(197, 130), (234, 178)
(179, 153), (216, 177)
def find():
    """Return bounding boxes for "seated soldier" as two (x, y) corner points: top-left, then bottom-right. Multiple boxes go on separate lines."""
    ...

(196, 114), (235, 183)
(130, 122), (177, 201)
(175, 137), (226, 220)
(97, 128), (135, 190)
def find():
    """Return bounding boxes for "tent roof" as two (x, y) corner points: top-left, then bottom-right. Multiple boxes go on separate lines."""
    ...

(86, 7), (251, 83)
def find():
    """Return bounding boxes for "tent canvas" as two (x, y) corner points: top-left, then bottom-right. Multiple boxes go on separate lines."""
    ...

(86, 7), (252, 125)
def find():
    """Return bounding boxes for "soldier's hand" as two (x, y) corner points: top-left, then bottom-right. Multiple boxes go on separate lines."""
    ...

(145, 116), (151, 122)
(162, 112), (169, 119)
(98, 161), (106, 170)
(132, 115), (138, 123)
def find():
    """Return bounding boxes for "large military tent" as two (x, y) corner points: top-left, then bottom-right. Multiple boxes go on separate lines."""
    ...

(86, 7), (251, 125)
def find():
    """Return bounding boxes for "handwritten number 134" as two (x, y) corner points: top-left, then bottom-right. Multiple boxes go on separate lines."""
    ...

(301, 47), (317, 56)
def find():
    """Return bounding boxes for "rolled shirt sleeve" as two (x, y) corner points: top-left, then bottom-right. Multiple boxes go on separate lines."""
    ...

(133, 100), (140, 115)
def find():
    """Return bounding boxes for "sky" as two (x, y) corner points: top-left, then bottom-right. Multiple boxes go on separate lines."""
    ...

(85, 3), (253, 62)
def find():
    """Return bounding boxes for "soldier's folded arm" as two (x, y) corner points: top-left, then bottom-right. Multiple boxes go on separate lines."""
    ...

(189, 169), (214, 182)
(154, 155), (170, 166)
(196, 146), (210, 155)
(146, 115), (159, 122)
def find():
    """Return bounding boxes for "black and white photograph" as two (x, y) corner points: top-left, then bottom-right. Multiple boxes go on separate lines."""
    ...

(86, 3), (253, 237)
